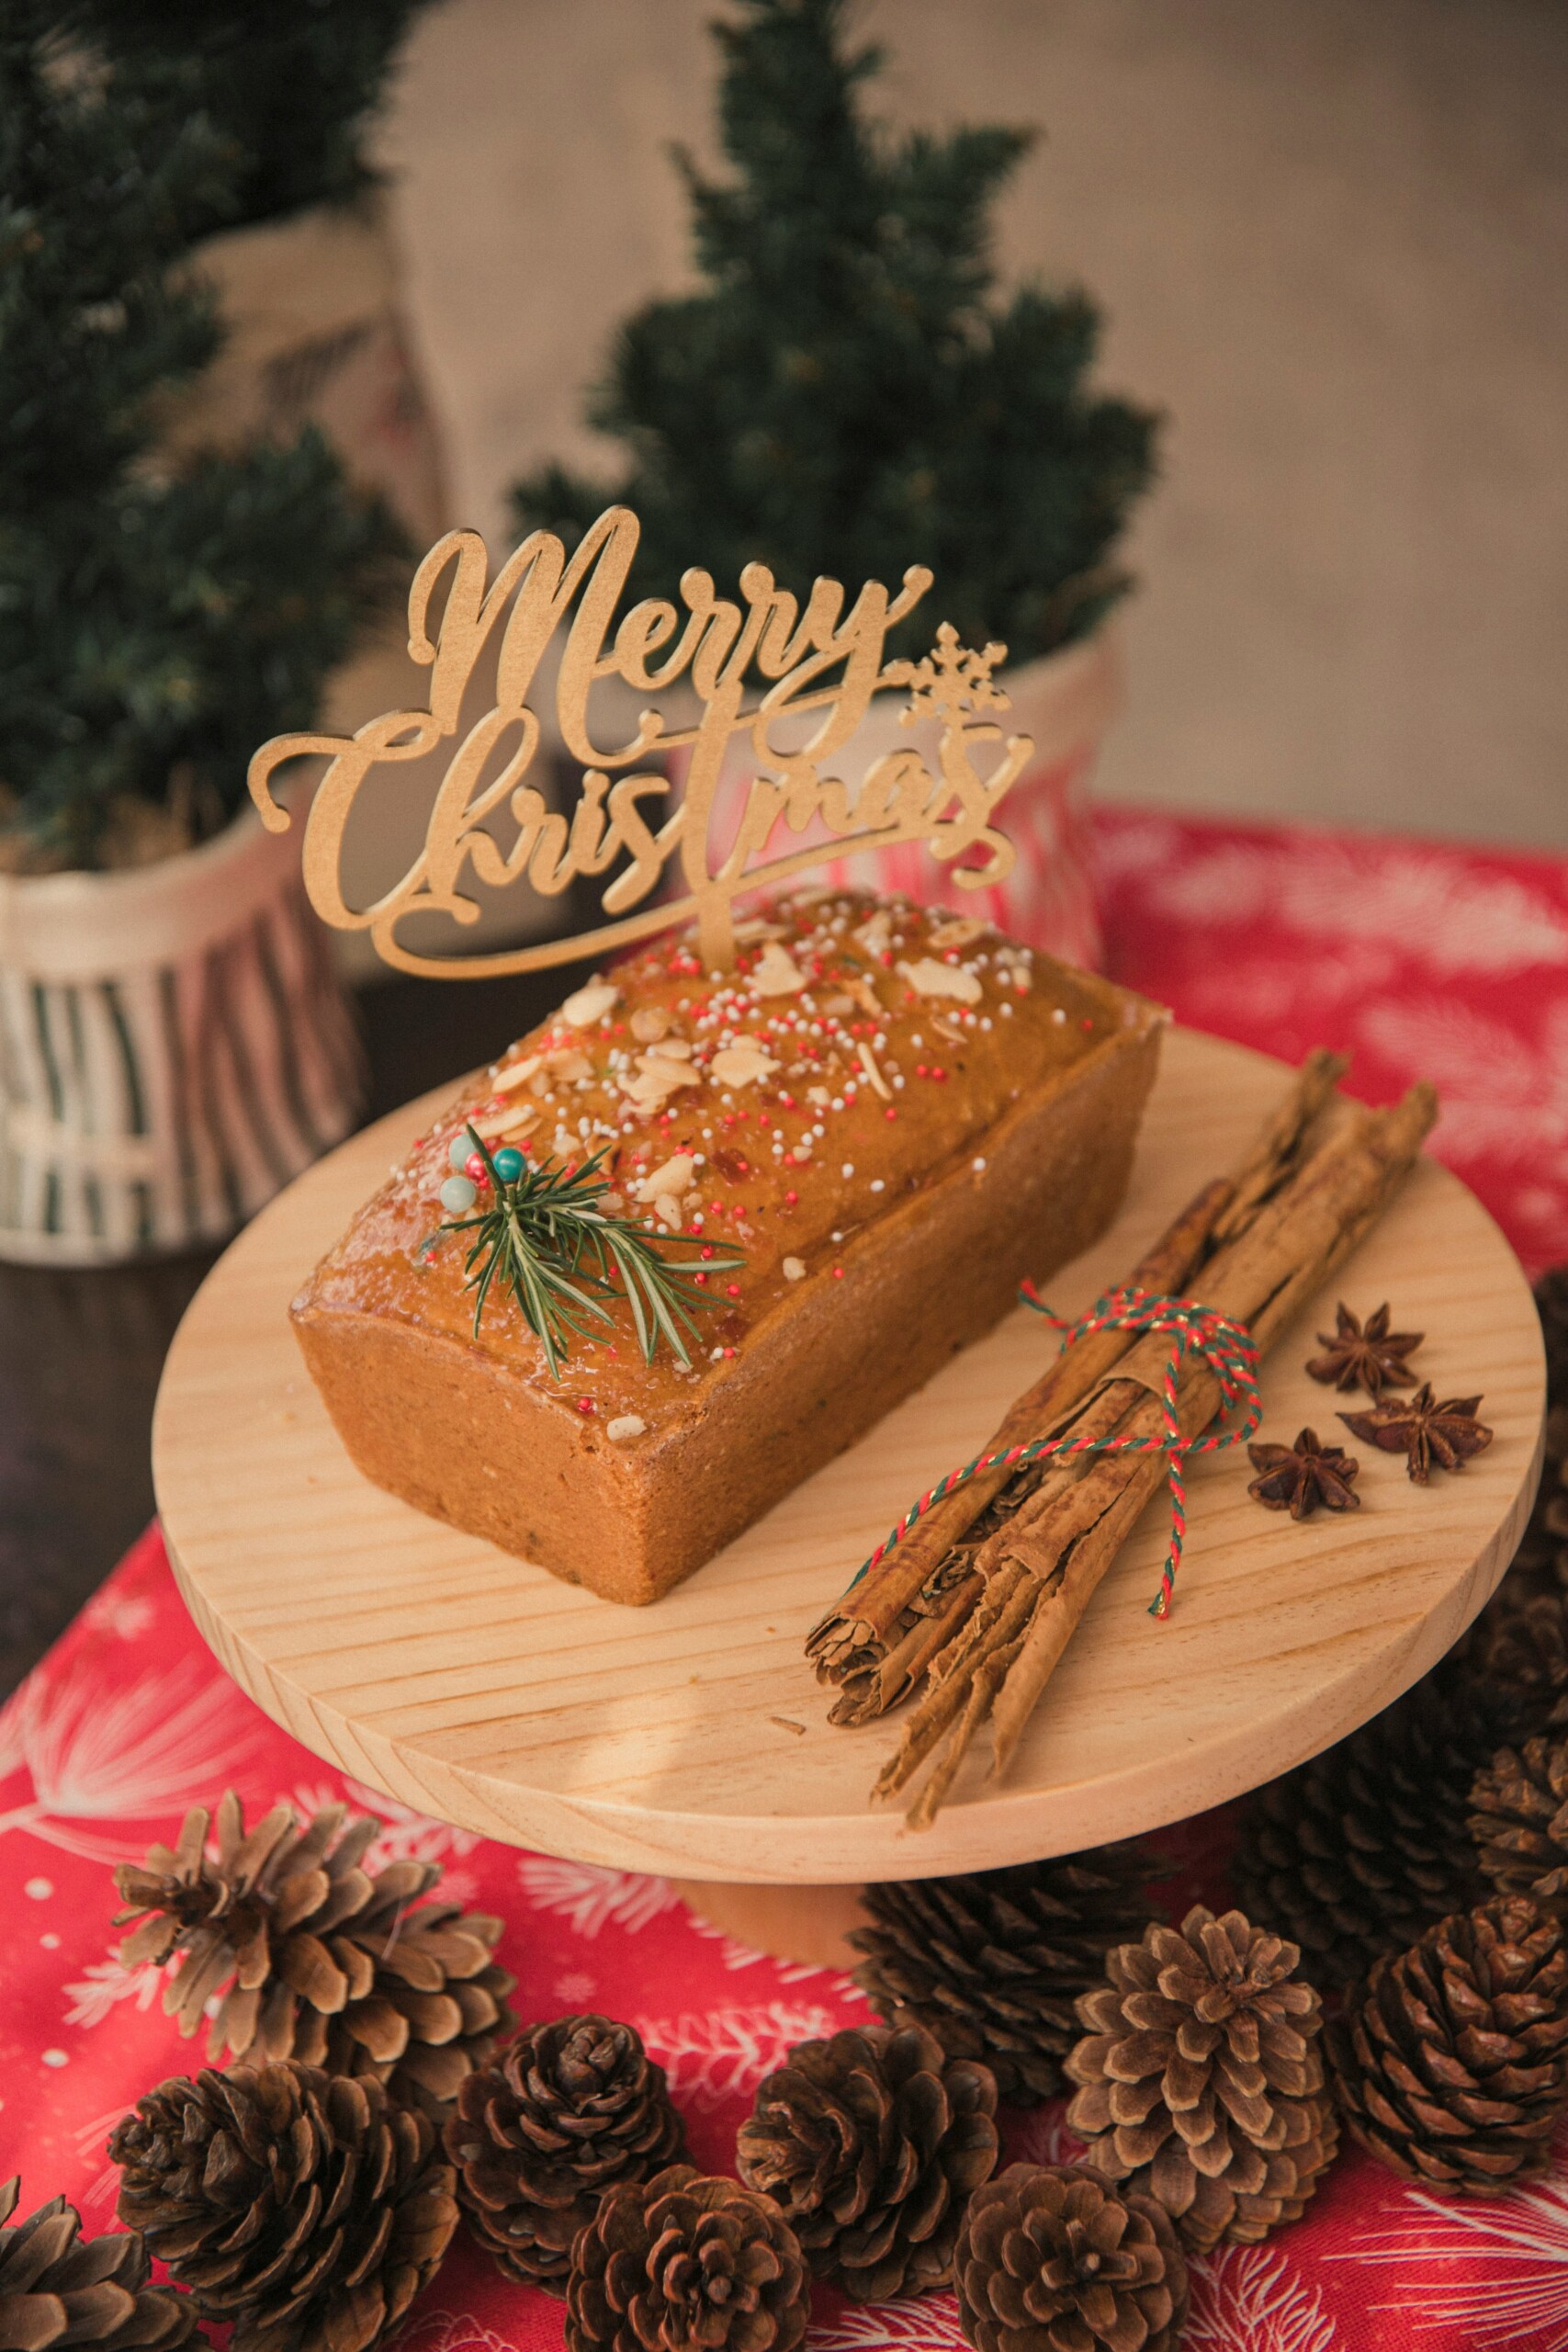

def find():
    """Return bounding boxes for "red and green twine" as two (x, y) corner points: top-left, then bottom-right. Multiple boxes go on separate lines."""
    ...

(857, 1283), (1262, 1620)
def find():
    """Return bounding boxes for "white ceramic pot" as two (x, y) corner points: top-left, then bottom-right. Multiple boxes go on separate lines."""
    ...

(0, 814), (364, 1264)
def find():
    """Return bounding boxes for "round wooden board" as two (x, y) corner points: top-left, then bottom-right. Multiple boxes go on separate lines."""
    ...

(153, 1027), (1544, 1885)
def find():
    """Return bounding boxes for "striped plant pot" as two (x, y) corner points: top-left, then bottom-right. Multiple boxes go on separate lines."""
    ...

(0, 814), (364, 1264)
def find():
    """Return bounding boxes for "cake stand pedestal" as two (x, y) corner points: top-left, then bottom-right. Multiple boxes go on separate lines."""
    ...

(152, 1028), (1545, 1967)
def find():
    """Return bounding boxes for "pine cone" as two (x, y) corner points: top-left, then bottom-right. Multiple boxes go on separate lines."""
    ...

(1471, 1735), (1568, 1909)
(114, 1791), (514, 2118)
(567, 2166), (807, 2352)
(0, 2177), (198, 2352)
(111, 2063), (457, 2352)
(1231, 1676), (1505, 1989)
(1496, 1406), (1568, 1607)
(954, 2163), (1188, 2352)
(850, 1846), (1158, 2105)
(1457, 1584), (1568, 1736)
(1064, 1905), (1337, 2253)
(737, 2020), (997, 2301)
(446, 2014), (685, 2292)
(1328, 1895), (1568, 2193)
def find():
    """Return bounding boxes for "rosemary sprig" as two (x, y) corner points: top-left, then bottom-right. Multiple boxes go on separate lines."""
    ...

(427, 1125), (745, 1378)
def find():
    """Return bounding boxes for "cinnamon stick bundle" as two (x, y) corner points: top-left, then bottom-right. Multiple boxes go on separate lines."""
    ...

(806, 1052), (1437, 1828)
(807, 1049), (1348, 1725)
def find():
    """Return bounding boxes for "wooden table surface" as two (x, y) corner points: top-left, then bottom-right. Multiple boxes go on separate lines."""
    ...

(0, 951), (599, 1699)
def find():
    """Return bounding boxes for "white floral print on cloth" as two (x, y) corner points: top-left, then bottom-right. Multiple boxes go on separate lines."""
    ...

(4, 807), (1568, 2348)
(1093, 808), (1568, 1277)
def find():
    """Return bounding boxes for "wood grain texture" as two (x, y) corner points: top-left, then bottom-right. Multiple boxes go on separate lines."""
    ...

(152, 1028), (1545, 1883)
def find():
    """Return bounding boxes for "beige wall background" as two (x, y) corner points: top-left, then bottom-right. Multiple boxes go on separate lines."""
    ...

(379, 0), (1568, 848)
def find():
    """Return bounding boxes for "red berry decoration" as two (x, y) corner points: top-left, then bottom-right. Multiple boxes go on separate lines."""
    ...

(465, 1153), (491, 1188)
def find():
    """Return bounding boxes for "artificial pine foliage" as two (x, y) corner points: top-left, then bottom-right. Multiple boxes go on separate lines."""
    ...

(0, 11), (404, 871)
(513, 0), (1157, 662)
(67, 0), (436, 235)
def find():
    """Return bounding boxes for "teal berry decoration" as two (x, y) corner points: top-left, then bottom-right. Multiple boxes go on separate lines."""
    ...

(491, 1146), (525, 1182)
(440, 1174), (478, 1215)
(513, 0), (1158, 664)
(447, 1134), (473, 1172)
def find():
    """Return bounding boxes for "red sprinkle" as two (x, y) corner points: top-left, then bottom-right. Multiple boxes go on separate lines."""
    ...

(722, 1346), (737, 1359)
(1082, 1016), (1095, 1031)
(784, 1189), (798, 1205)
(576, 1397), (596, 1415)
(931, 1067), (947, 1083)
(701, 1245), (716, 1260)
(694, 1272), (708, 1284)
(832, 1266), (844, 1280)
(885, 1107), (897, 1121)
(915, 1064), (927, 1078)
(726, 1283), (742, 1297)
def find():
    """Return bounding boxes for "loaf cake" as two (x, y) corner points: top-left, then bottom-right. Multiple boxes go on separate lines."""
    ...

(292, 890), (1164, 1602)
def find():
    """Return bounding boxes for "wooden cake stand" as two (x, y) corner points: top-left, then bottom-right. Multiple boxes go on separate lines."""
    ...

(152, 1027), (1544, 1967)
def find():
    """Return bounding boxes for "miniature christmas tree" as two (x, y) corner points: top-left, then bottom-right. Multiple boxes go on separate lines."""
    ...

(0, 10), (404, 871)
(514, 0), (1158, 661)
(68, 0), (437, 234)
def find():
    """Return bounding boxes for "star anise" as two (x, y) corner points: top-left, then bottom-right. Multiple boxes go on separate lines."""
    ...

(1339, 1385), (1494, 1485)
(1247, 1428), (1361, 1518)
(1306, 1301), (1423, 1397)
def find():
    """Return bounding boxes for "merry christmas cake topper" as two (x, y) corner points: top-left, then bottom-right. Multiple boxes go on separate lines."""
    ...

(247, 503), (1033, 977)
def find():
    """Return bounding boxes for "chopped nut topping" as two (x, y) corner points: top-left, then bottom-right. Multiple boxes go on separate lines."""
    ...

(854, 910), (893, 957)
(749, 940), (807, 996)
(646, 1036), (692, 1059)
(629, 1006), (671, 1044)
(928, 916), (988, 951)
(839, 972), (886, 1020)
(712, 1039), (776, 1086)
(492, 1050), (547, 1093)
(856, 1040), (892, 1099)
(653, 1193), (682, 1228)
(897, 956), (983, 1004)
(792, 1139), (814, 1163)
(619, 1057), (701, 1114)
(782, 1256), (806, 1282)
(474, 1101), (541, 1141)
(807, 1085), (831, 1108)
(636, 1151), (696, 1201)
(606, 1414), (646, 1442)
(560, 979), (619, 1027)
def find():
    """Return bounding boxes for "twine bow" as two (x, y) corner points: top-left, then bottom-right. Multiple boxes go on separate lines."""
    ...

(859, 1283), (1262, 1619)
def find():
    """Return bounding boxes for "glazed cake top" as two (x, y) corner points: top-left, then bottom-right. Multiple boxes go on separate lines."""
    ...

(298, 889), (1158, 1430)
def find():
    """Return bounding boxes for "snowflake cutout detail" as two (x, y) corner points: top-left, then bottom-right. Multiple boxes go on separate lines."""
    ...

(887, 623), (1010, 729)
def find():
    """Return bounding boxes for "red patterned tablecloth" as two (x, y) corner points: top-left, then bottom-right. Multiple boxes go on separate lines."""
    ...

(6, 808), (1568, 2352)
